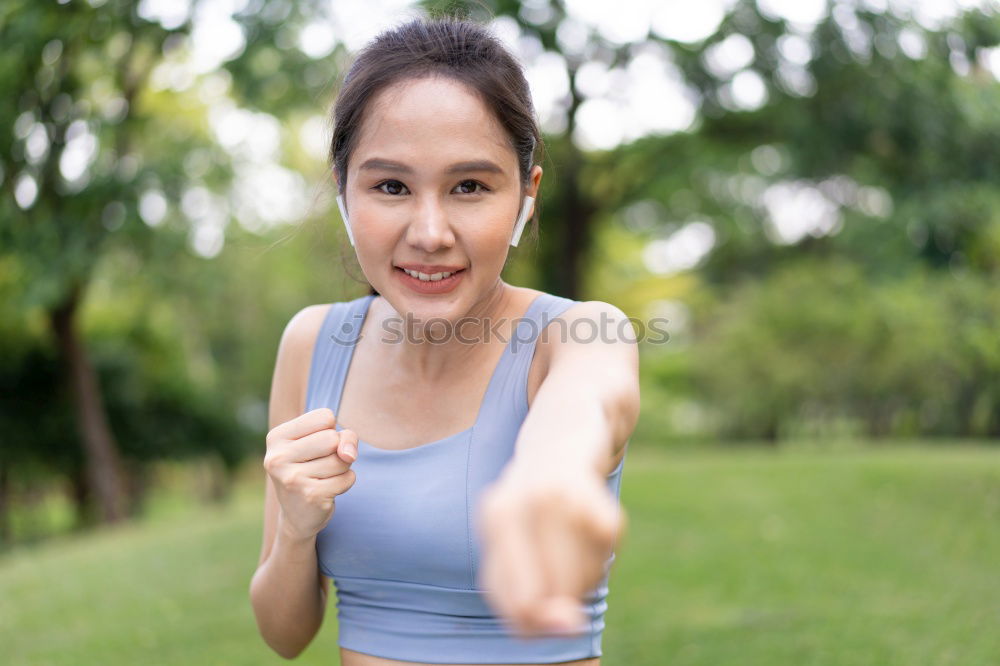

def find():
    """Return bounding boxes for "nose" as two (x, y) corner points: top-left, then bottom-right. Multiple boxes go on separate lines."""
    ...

(405, 194), (455, 251)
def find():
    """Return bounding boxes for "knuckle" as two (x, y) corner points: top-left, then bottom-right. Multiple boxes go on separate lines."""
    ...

(278, 469), (297, 489)
(594, 518), (617, 543)
(338, 468), (357, 492)
(617, 509), (629, 536)
(339, 432), (358, 452)
(263, 452), (282, 475)
(301, 485), (318, 505)
(319, 407), (336, 427)
(508, 599), (536, 623)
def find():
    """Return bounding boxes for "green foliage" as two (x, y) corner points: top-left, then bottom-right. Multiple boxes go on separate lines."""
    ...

(0, 316), (249, 495)
(684, 258), (1000, 440)
(0, 0), (226, 307)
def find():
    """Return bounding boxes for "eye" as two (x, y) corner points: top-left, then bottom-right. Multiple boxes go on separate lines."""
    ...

(374, 180), (408, 196)
(454, 180), (489, 195)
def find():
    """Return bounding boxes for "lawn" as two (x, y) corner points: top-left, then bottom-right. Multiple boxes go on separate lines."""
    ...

(2, 442), (999, 665)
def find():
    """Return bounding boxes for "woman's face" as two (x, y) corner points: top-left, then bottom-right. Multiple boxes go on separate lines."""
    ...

(341, 74), (542, 319)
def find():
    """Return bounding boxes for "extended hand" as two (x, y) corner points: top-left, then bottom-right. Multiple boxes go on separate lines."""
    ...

(474, 463), (626, 638)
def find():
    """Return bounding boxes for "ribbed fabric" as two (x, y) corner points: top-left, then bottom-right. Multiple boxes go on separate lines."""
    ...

(306, 292), (627, 664)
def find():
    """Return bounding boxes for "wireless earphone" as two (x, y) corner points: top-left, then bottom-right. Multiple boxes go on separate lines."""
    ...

(336, 195), (355, 247)
(509, 195), (534, 247)
(336, 194), (534, 248)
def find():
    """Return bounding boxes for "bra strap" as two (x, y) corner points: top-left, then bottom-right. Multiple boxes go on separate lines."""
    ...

(305, 294), (375, 415)
(483, 293), (581, 424)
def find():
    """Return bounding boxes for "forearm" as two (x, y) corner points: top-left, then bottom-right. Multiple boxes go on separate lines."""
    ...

(509, 377), (628, 479)
(249, 513), (327, 659)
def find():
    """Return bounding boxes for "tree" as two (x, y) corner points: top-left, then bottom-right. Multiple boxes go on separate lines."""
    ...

(419, 1), (1000, 297)
(0, 0), (231, 523)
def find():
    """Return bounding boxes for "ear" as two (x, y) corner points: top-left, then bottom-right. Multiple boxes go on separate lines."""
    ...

(520, 165), (542, 223)
(526, 165), (542, 203)
(511, 165), (543, 248)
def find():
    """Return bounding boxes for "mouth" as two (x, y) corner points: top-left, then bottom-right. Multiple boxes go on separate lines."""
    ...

(394, 266), (466, 282)
(393, 265), (467, 293)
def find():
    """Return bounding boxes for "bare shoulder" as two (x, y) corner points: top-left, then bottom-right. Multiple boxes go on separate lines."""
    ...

(527, 296), (637, 419)
(282, 303), (335, 360)
(556, 298), (632, 323)
(536, 298), (637, 366)
(274, 303), (336, 409)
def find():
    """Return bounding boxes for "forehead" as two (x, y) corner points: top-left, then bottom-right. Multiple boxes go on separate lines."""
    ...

(352, 74), (516, 173)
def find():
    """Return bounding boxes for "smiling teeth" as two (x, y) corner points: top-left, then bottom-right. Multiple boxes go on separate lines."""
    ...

(403, 268), (453, 281)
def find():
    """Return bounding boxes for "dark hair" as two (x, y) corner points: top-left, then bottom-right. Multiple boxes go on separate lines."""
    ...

(330, 15), (545, 297)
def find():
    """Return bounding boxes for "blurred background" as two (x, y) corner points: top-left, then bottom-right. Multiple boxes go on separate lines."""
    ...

(2, 0), (1000, 664)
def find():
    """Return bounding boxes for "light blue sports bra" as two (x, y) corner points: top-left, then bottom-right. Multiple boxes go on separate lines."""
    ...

(306, 291), (627, 664)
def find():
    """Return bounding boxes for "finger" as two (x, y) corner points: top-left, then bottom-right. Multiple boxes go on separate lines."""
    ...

(336, 428), (359, 463)
(527, 503), (589, 633)
(535, 596), (588, 636)
(298, 454), (353, 480)
(287, 428), (342, 462)
(529, 501), (578, 598)
(534, 484), (625, 632)
(593, 489), (625, 546)
(477, 498), (545, 635)
(269, 407), (336, 443)
(570, 489), (624, 592)
(566, 481), (622, 555)
(312, 469), (357, 499)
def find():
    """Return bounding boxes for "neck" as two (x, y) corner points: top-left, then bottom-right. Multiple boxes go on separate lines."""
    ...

(373, 278), (518, 383)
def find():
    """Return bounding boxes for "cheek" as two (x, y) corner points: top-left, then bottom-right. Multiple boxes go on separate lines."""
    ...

(466, 231), (513, 272)
(461, 200), (519, 240)
(352, 207), (400, 241)
(464, 213), (515, 253)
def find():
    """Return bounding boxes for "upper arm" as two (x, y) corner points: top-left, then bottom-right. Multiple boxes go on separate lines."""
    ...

(538, 300), (640, 473)
(258, 304), (334, 597)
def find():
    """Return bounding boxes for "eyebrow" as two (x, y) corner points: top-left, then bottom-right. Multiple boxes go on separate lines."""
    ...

(358, 158), (505, 175)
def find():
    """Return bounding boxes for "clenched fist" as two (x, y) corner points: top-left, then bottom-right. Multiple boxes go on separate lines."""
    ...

(263, 407), (359, 541)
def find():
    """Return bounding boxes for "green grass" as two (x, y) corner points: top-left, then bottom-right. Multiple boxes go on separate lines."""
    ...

(2, 443), (999, 665)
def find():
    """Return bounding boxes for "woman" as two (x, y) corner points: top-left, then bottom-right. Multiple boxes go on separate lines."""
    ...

(250, 16), (639, 666)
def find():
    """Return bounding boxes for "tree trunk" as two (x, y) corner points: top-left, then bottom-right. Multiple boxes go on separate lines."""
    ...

(540, 71), (595, 300)
(49, 281), (128, 524)
(68, 464), (95, 530)
(558, 145), (590, 301)
(208, 457), (235, 504)
(0, 463), (10, 546)
(123, 457), (153, 519)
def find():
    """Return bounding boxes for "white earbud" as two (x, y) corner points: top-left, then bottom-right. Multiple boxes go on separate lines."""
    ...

(510, 195), (535, 247)
(336, 194), (355, 247)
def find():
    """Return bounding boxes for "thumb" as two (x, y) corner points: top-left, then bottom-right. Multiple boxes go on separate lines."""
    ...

(337, 429), (359, 463)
